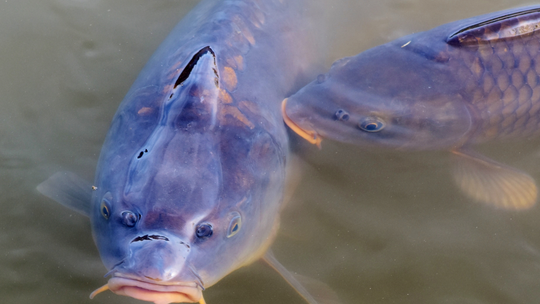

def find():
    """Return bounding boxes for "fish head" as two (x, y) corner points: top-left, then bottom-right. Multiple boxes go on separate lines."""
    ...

(89, 46), (285, 303)
(90, 128), (283, 304)
(284, 41), (474, 150)
(90, 175), (260, 304)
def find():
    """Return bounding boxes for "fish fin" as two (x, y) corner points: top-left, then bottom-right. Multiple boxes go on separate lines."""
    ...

(281, 154), (304, 210)
(36, 171), (93, 217)
(447, 6), (540, 46)
(262, 251), (341, 304)
(451, 149), (537, 210)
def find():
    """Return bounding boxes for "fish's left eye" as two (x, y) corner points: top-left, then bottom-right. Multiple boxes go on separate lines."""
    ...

(358, 116), (385, 132)
(100, 203), (110, 219)
(227, 213), (242, 238)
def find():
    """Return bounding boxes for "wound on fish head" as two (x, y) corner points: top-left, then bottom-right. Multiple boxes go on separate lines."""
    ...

(284, 37), (473, 150)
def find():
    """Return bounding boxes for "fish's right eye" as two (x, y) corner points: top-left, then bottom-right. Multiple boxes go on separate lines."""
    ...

(358, 116), (385, 132)
(100, 192), (113, 220)
(227, 213), (242, 238)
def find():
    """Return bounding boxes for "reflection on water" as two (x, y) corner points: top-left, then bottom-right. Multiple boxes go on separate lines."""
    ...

(2, 0), (540, 303)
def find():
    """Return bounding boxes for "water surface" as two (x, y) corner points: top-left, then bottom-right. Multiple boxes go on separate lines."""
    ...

(2, 0), (540, 303)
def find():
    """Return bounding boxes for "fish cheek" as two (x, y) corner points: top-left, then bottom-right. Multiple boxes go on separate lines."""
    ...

(387, 99), (472, 149)
(415, 98), (472, 146)
(91, 214), (127, 270)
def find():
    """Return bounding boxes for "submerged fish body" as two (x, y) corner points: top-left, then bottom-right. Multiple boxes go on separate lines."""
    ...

(39, 0), (325, 303)
(283, 6), (540, 209)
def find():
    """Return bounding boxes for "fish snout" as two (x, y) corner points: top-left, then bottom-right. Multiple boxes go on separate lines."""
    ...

(90, 234), (204, 303)
(124, 233), (192, 282)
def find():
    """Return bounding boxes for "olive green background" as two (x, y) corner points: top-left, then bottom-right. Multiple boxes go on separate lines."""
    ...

(1, 0), (540, 303)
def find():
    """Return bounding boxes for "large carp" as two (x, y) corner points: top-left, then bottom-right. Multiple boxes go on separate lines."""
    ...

(38, 0), (329, 303)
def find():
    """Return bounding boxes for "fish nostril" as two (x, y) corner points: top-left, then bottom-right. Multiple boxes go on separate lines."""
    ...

(334, 109), (350, 121)
(121, 211), (139, 227)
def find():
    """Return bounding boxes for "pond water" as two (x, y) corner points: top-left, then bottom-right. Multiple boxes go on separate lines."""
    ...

(2, 0), (540, 303)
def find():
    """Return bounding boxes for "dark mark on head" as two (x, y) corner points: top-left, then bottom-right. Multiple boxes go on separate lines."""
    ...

(131, 235), (170, 243)
(137, 149), (149, 159)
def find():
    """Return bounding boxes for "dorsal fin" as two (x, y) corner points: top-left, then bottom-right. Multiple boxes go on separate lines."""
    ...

(447, 7), (540, 46)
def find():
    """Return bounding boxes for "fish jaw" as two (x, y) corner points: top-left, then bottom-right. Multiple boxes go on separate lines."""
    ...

(282, 98), (322, 148)
(107, 275), (203, 304)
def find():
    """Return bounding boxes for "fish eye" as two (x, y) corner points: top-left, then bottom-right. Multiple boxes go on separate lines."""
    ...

(358, 116), (385, 132)
(227, 213), (242, 238)
(100, 192), (113, 220)
(196, 223), (213, 239)
(121, 211), (139, 227)
(334, 109), (350, 121)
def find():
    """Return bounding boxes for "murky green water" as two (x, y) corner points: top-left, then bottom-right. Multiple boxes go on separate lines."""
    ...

(2, 0), (540, 303)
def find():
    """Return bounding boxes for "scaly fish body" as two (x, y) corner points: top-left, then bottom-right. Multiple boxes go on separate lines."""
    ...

(38, 0), (325, 303)
(283, 6), (540, 210)
(438, 7), (540, 143)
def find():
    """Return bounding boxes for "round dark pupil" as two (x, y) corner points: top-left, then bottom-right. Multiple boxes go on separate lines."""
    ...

(102, 206), (109, 217)
(232, 223), (238, 232)
(366, 122), (378, 130)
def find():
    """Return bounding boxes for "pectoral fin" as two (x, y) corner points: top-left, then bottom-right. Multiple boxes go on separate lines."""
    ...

(451, 149), (537, 210)
(36, 171), (93, 217)
(262, 251), (341, 304)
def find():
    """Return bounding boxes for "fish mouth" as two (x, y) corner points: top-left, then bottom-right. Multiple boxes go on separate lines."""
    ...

(91, 273), (204, 304)
(282, 98), (322, 148)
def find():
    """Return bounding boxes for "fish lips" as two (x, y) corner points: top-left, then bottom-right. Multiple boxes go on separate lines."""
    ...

(108, 273), (203, 304)
(93, 232), (205, 303)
